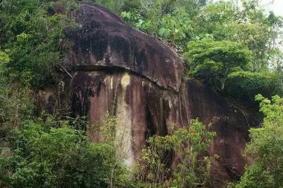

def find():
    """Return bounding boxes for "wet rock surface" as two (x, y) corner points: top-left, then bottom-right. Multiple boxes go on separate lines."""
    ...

(47, 2), (260, 187)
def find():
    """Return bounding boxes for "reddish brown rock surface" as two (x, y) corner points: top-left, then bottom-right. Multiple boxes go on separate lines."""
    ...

(66, 3), (183, 92)
(45, 2), (260, 187)
(186, 79), (259, 186)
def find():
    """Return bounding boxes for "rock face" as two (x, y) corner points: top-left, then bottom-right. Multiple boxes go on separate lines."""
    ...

(186, 80), (258, 186)
(66, 3), (189, 167)
(56, 2), (258, 187)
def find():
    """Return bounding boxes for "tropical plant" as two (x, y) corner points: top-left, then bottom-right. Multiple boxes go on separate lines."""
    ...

(235, 95), (283, 188)
(0, 119), (131, 188)
(185, 38), (251, 91)
(135, 120), (215, 188)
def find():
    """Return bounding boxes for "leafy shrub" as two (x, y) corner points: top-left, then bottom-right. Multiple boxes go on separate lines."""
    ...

(185, 38), (251, 91)
(0, 0), (77, 88)
(235, 95), (283, 188)
(0, 52), (34, 145)
(0, 51), (10, 64)
(135, 120), (215, 188)
(0, 120), (131, 188)
(225, 71), (278, 103)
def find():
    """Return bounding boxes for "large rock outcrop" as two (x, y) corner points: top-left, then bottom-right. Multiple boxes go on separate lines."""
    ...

(66, 3), (189, 167)
(40, 3), (259, 187)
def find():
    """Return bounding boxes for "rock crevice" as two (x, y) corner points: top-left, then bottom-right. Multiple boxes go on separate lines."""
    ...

(72, 65), (182, 93)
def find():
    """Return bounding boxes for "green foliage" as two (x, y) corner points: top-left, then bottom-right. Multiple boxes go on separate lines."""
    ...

(185, 38), (251, 90)
(156, 8), (193, 47)
(121, 10), (151, 31)
(0, 0), (77, 88)
(0, 50), (34, 145)
(135, 120), (215, 187)
(94, 0), (123, 13)
(192, 1), (282, 71)
(225, 71), (278, 102)
(122, 7), (193, 48)
(0, 120), (131, 188)
(235, 95), (283, 188)
(118, 0), (283, 100)
(230, 22), (272, 71)
(192, 2), (238, 40)
(0, 84), (33, 135)
(119, 0), (207, 48)
(0, 51), (10, 64)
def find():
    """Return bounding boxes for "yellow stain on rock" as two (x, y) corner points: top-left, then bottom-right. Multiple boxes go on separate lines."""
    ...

(110, 76), (114, 90)
(121, 73), (130, 88)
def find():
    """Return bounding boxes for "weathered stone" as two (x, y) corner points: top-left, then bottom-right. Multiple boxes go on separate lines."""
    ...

(66, 3), (184, 92)
(50, 2), (260, 187)
(186, 79), (258, 186)
(70, 71), (189, 166)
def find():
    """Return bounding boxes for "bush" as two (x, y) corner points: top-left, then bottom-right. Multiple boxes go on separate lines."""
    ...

(0, 0), (77, 88)
(0, 52), (34, 144)
(235, 95), (283, 188)
(135, 119), (215, 188)
(225, 71), (278, 103)
(0, 120), (131, 188)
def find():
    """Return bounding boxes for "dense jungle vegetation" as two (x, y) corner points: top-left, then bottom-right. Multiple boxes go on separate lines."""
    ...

(0, 0), (282, 187)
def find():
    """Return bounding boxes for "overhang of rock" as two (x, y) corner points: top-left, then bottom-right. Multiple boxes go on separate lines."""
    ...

(66, 3), (184, 92)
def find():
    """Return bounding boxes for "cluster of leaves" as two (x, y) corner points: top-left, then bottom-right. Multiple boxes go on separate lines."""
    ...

(185, 1), (283, 100)
(0, 0), (77, 88)
(123, 8), (193, 49)
(0, 117), (132, 188)
(119, 0), (206, 49)
(234, 95), (283, 187)
(225, 71), (279, 102)
(185, 38), (252, 91)
(0, 52), (34, 145)
(0, 51), (10, 64)
(135, 120), (215, 188)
